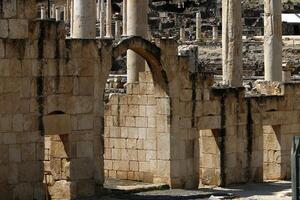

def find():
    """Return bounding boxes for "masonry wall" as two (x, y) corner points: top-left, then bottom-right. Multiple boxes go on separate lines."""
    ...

(104, 72), (158, 183)
(0, 1), (112, 196)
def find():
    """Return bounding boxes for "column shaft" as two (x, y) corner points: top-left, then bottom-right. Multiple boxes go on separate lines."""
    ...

(264, 0), (282, 81)
(122, 0), (127, 36)
(106, 0), (112, 38)
(126, 0), (148, 83)
(196, 12), (201, 40)
(222, 0), (243, 87)
(72, 0), (96, 39)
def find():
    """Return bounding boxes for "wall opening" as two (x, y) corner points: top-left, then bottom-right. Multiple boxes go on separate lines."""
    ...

(103, 37), (170, 187)
(262, 125), (283, 180)
(199, 129), (221, 186)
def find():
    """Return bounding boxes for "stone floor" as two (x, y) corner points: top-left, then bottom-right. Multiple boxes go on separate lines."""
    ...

(88, 180), (292, 200)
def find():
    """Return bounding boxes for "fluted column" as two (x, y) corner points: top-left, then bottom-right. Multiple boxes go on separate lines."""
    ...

(72, 0), (96, 39)
(222, 0), (243, 87)
(264, 0), (282, 81)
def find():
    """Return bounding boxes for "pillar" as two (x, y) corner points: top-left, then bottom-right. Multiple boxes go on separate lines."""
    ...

(72, 0), (96, 39)
(106, 0), (112, 38)
(222, 0), (243, 87)
(122, 0), (127, 36)
(264, 0), (282, 81)
(127, 0), (149, 83)
(212, 25), (218, 41)
(40, 6), (46, 19)
(66, 0), (70, 21)
(180, 27), (186, 41)
(115, 20), (121, 40)
(97, 0), (101, 21)
(196, 12), (201, 40)
(99, 0), (105, 38)
(55, 7), (60, 21)
(51, 4), (55, 18)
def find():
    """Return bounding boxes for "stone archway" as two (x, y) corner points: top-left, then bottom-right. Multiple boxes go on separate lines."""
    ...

(103, 36), (173, 185)
(112, 36), (169, 97)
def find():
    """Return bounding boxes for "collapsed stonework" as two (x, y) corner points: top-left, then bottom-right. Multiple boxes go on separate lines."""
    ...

(0, 0), (300, 200)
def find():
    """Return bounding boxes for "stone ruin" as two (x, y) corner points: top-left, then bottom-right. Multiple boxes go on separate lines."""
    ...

(0, 0), (300, 199)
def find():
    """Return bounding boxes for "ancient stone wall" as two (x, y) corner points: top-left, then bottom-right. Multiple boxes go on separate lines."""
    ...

(104, 72), (158, 183)
(0, 3), (112, 196)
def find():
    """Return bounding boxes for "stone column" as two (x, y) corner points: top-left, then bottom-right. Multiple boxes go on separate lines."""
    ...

(66, 0), (70, 21)
(97, 0), (101, 21)
(115, 20), (121, 40)
(41, 6), (46, 19)
(222, 0), (243, 87)
(99, 0), (105, 38)
(264, 0), (282, 81)
(72, 0), (96, 39)
(51, 4), (55, 19)
(122, 0), (127, 36)
(106, 0), (113, 38)
(196, 12), (201, 40)
(127, 0), (149, 83)
(55, 7), (60, 21)
(180, 27), (186, 41)
(212, 25), (218, 41)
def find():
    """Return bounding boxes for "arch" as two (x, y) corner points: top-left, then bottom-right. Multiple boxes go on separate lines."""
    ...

(112, 36), (169, 95)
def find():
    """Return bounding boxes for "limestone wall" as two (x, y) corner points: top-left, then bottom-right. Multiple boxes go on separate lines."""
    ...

(104, 72), (157, 183)
(0, 14), (112, 198)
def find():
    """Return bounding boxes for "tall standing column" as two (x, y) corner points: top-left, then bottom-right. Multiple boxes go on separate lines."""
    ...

(264, 0), (282, 81)
(106, 0), (112, 38)
(212, 25), (218, 41)
(55, 7), (60, 21)
(115, 20), (121, 40)
(222, 0), (243, 87)
(122, 0), (127, 36)
(99, 0), (105, 38)
(72, 0), (96, 39)
(40, 6), (46, 19)
(196, 12), (201, 41)
(127, 0), (149, 83)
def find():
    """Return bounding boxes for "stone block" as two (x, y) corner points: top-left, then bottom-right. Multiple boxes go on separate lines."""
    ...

(70, 158), (94, 180)
(130, 161), (139, 171)
(3, 0), (17, 18)
(8, 19), (28, 39)
(77, 141), (93, 158)
(113, 160), (129, 171)
(48, 180), (73, 199)
(0, 20), (9, 38)
(9, 144), (21, 162)
(43, 114), (72, 135)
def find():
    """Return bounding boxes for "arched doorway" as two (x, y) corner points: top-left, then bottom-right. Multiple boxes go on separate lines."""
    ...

(103, 36), (172, 186)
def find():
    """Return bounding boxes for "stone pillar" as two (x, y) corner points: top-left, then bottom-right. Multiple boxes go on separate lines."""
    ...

(99, 0), (105, 38)
(122, 0), (127, 36)
(115, 20), (121, 40)
(66, 0), (70, 21)
(51, 4), (55, 18)
(97, 0), (101, 21)
(222, 0), (243, 87)
(180, 27), (186, 41)
(264, 0), (283, 82)
(72, 0), (96, 39)
(196, 12), (201, 40)
(106, 0), (113, 38)
(55, 7), (60, 21)
(212, 25), (218, 41)
(127, 0), (149, 83)
(41, 6), (46, 19)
